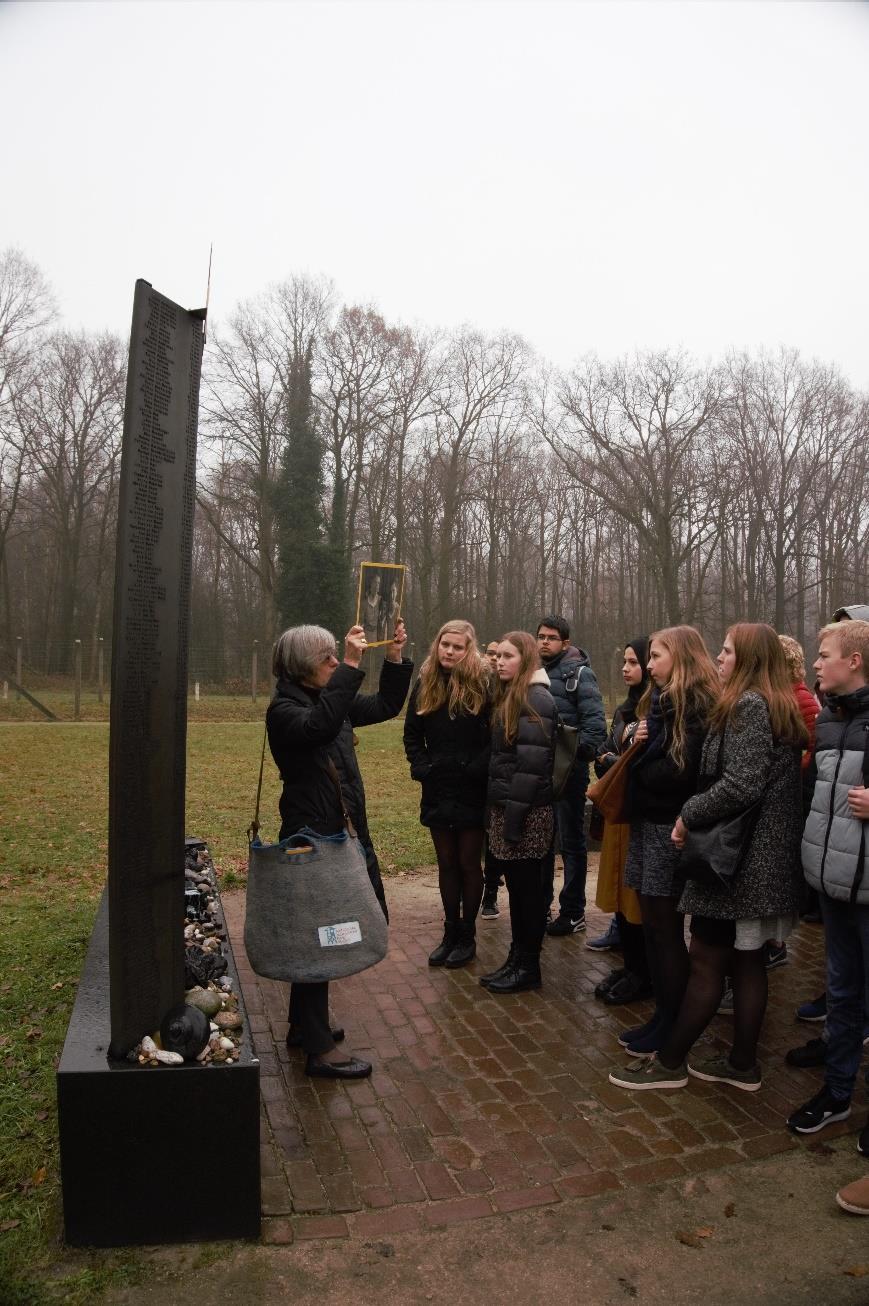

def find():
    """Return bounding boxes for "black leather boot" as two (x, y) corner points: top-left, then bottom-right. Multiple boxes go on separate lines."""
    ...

(486, 950), (542, 993)
(428, 921), (459, 966)
(444, 921), (476, 968)
(479, 944), (516, 987)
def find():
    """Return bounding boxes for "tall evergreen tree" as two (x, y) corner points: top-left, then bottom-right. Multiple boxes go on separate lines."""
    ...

(273, 344), (349, 635)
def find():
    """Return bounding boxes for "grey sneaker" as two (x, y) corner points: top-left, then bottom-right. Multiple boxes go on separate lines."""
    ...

(717, 983), (734, 1015)
(608, 1056), (688, 1090)
(688, 1054), (761, 1092)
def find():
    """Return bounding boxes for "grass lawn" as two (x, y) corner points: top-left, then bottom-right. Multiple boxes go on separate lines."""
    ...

(0, 717), (431, 1303)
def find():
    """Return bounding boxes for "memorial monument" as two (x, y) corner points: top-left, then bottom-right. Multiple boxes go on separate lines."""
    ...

(56, 282), (261, 1246)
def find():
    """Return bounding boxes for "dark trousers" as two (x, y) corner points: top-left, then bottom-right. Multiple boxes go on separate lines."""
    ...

(483, 838), (503, 894)
(288, 981), (333, 1055)
(617, 912), (651, 983)
(820, 892), (869, 1101)
(495, 856), (547, 956)
(542, 769), (588, 917)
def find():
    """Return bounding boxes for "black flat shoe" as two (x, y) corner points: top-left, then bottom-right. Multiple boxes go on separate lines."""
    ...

(305, 1054), (372, 1080)
(594, 968), (626, 999)
(287, 1025), (345, 1049)
(601, 973), (654, 1006)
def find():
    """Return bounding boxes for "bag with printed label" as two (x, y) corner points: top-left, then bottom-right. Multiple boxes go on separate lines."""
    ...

(244, 828), (389, 982)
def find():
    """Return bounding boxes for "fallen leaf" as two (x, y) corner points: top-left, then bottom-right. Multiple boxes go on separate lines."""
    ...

(0, 1220), (21, 1232)
(677, 1231), (704, 1249)
(51, 982), (63, 990)
(724, 1202), (736, 1218)
(35, 1110), (49, 1122)
(843, 1266), (869, 1278)
(31, 1167), (46, 1187)
(695, 1226), (715, 1238)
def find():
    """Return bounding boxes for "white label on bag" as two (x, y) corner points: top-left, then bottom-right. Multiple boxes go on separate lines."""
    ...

(318, 921), (362, 947)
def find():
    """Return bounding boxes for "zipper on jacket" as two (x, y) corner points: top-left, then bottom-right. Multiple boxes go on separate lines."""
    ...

(818, 724), (847, 896)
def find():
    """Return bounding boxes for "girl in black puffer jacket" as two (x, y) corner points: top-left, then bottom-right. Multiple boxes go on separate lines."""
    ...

(404, 620), (492, 968)
(479, 630), (557, 994)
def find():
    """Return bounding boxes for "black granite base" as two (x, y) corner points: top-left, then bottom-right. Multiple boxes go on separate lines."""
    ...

(57, 890), (261, 1246)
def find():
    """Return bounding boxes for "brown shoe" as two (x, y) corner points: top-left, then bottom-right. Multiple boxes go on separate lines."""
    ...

(836, 1175), (869, 1215)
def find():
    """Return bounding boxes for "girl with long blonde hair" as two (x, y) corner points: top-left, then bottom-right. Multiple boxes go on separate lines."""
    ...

(404, 620), (492, 967)
(479, 631), (558, 993)
(611, 623), (807, 1092)
(616, 625), (719, 1055)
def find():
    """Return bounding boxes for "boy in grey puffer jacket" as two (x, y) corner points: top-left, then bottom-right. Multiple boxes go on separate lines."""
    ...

(788, 620), (869, 1154)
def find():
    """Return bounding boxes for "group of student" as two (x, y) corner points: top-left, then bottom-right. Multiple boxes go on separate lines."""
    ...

(400, 608), (869, 1218)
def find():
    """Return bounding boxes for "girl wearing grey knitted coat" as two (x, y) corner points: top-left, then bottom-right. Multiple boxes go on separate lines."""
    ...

(678, 691), (803, 921)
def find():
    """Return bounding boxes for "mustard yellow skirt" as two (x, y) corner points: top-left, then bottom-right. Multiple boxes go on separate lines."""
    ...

(594, 819), (642, 925)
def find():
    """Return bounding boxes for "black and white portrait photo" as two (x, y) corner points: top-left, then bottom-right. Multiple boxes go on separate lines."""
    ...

(355, 562), (406, 647)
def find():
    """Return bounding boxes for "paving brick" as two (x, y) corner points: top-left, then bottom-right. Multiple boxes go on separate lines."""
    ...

(359, 1185), (394, 1208)
(742, 1133), (801, 1160)
(261, 1217), (295, 1244)
(554, 1169), (623, 1199)
(455, 1167), (494, 1194)
(320, 1171), (362, 1212)
(294, 1215), (350, 1239)
(385, 1165), (427, 1204)
(260, 1175), (294, 1215)
(679, 1147), (743, 1174)
(492, 1184), (559, 1213)
(285, 1159), (329, 1212)
(606, 1129), (653, 1160)
(621, 1157), (687, 1185)
(416, 1159), (461, 1200)
(353, 1204), (424, 1237)
(422, 1196), (493, 1228)
(260, 1144), (282, 1177)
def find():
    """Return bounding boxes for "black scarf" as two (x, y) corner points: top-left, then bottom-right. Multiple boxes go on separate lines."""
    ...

(616, 636), (650, 725)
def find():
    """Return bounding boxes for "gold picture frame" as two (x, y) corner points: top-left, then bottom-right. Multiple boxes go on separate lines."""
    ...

(355, 562), (407, 648)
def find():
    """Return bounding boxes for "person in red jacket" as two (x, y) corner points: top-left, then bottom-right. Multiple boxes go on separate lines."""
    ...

(779, 635), (820, 770)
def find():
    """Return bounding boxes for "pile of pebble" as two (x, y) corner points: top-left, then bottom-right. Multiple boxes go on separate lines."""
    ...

(129, 837), (244, 1068)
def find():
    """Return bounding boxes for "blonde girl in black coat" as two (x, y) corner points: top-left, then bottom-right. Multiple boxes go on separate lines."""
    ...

(404, 620), (492, 968)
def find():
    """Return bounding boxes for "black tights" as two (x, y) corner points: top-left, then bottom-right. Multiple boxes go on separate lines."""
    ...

(638, 892), (689, 1025)
(431, 828), (485, 924)
(660, 938), (768, 1070)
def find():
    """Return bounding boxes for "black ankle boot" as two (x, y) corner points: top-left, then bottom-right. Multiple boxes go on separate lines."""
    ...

(480, 944), (516, 987)
(486, 951), (542, 994)
(444, 921), (476, 968)
(429, 921), (459, 966)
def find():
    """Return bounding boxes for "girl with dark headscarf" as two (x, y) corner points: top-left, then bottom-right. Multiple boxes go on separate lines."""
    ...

(589, 638), (653, 1005)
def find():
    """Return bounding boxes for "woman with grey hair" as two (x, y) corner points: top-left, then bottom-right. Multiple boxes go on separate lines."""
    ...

(266, 619), (413, 1078)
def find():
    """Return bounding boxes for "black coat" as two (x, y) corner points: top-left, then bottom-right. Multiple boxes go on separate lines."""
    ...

(627, 702), (706, 824)
(266, 658), (413, 909)
(403, 679), (490, 829)
(487, 678), (557, 843)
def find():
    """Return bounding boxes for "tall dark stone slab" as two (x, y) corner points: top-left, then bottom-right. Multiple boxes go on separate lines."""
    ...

(108, 281), (205, 1057)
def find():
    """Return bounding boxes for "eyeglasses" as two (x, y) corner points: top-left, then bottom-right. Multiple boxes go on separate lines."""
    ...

(537, 634), (563, 642)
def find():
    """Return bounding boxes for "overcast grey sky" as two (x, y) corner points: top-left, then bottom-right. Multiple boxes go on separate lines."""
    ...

(1, 0), (867, 384)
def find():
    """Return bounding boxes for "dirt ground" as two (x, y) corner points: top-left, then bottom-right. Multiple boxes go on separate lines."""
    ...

(101, 1141), (869, 1306)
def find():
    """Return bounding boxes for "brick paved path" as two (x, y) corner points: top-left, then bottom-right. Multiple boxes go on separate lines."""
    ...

(223, 872), (844, 1246)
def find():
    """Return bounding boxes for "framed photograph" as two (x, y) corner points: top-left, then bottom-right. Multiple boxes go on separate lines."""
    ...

(355, 562), (407, 647)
